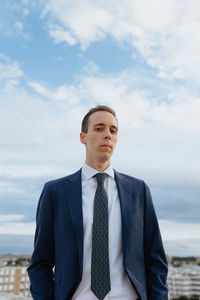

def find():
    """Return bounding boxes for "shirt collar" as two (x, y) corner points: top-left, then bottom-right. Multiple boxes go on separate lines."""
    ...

(82, 162), (114, 180)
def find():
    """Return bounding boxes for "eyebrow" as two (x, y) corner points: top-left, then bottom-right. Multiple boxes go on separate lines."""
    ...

(93, 123), (118, 130)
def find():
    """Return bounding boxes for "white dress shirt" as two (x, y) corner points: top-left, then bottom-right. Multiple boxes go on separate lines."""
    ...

(72, 163), (138, 300)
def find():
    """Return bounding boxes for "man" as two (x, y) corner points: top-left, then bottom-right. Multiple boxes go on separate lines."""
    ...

(28, 105), (168, 300)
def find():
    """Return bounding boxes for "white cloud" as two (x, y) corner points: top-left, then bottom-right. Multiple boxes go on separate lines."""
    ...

(0, 54), (198, 183)
(0, 221), (35, 235)
(0, 57), (200, 250)
(28, 80), (80, 106)
(159, 220), (200, 241)
(0, 182), (25, 194)
(28, 81), (50, 97)
(42, 0), (200, 82)
(160, 220), (200, 256)
(0, 164), (68, 178)
(48, 24), (77, 45)
(0, 214), (35, 235)
(0, 54), (23, 82)
(0, 215), (24, 222)
(19, 67), (199, 188)
(164, 239), (200, 256)
(43, 0), (112, 49)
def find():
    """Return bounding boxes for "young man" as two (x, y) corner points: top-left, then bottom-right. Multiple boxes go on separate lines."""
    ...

(28, 105), (168, 300)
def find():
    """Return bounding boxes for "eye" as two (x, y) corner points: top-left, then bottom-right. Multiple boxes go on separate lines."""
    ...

(95, 127), (102, 131)
(110, 128), (117, 134)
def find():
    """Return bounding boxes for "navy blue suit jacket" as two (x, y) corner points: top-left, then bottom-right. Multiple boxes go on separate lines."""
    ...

(28, 169), (168, 300)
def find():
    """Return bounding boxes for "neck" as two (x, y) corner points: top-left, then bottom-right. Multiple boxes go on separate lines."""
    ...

(86, 159), (111, 172)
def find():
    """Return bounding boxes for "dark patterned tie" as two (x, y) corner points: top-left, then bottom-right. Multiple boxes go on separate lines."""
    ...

(91, 173), (111, 300)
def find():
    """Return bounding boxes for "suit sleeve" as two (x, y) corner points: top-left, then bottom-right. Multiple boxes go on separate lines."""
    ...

(143, 182), (168, 300)
(27, 183), (55, 300)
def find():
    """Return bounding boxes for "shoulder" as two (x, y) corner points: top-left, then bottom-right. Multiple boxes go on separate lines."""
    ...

(114, 170), (153, 206)
(114, 169), (145, 186)
(114, 170), (152, 195)
(43, 169), (82, 191)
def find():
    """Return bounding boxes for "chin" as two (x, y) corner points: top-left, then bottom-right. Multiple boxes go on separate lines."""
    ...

(98, 154), (112, 162)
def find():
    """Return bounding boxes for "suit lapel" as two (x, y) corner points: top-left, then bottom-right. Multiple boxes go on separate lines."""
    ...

(66, 169), (84, 278)
(114, 170), (132, 262)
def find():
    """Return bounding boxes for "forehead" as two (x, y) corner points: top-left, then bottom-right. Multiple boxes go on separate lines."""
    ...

(88, 111), (118, 127)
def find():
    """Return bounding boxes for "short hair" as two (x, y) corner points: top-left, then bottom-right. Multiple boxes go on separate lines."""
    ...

(81, 105), (117, 133)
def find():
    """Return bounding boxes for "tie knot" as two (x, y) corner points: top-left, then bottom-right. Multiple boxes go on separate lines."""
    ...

(95, 173), (107, 185)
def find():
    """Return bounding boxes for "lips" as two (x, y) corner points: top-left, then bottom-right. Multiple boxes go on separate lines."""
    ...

(100, 144), (112, 149)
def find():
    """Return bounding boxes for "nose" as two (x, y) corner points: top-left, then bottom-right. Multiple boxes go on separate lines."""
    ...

(104, 128), (111, 139)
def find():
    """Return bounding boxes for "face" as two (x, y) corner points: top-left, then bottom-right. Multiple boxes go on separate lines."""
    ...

(80, 111), (118, 167)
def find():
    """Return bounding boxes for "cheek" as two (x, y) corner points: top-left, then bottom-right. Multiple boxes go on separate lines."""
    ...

(87, 137), (97, 149)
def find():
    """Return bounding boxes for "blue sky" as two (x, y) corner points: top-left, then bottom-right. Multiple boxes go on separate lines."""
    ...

(0, 0), (200, 256)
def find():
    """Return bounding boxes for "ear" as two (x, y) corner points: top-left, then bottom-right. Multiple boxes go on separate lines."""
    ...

(80, 132), (86, 145)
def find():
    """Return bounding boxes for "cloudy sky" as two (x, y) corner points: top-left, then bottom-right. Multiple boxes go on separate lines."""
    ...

(0, 0), (200, 256)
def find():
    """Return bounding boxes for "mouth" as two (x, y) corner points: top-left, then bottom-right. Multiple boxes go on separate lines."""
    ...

(100, 144), (112, 149)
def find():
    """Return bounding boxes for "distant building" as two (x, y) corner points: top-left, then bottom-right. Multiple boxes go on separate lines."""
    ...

(1, 255), (200, 299)
(168, 264), (200, 299)
(0, 255), (30, 268)
(0, 292), (31, 300)
(170, 256), (199, 268)
(0, 267), (30, 297)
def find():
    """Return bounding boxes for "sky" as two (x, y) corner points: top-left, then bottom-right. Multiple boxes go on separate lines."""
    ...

(0, 0), (200, 256)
